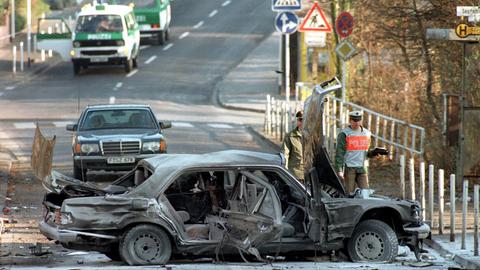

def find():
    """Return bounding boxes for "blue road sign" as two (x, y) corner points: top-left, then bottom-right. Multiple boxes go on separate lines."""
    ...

(275, 12), (298, 34)
(272, 0), (301, 11)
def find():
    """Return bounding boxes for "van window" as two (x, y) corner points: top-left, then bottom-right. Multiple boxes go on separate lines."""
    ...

(76, 15), (123, 33)
(125, 12), (136, 30)
(116, 0), (157, 8)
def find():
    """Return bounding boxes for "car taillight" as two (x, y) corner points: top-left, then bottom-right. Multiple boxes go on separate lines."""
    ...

(151, 24), (159, 29)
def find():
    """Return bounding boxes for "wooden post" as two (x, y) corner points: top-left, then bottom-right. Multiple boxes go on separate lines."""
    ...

(474, 184), (479, 256)
(450, 174), (456, 242)
(438, 169), (444, 235)
(375, 115), (380, 146)
(420, 162), (426, 220)
(409, 158), (415, 200)
(462, 180), (468, 249)
(389, 121), (395, 160)
(265, 95), (270, 133)
(400, 155), (406, 199)
(428, 164), (434, 227)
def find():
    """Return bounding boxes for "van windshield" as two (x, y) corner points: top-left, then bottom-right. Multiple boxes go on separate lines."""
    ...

(76, 15), (123, 33)
(115, 0), (157, 8)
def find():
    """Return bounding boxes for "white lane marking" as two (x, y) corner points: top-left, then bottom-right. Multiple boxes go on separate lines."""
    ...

(5, 86), (15, 90)
(172, 122), (194, 128)
(179, 32), (190, 39)
(53, 121), (74, 127)
(140, 45), (150, 50)
(115, 82), (123, 88)
(163, 43), (173, 51)
(193, 21), (204, 29)
(109, 96), (116, 104)
(144, 55), (157, 64)
(0, 92), (4, 97)
(14, 122), (36, 129)
(208, 124), (233, 129)
(126, 69), (138, 78)
(222, 0), (231, 7)
(209, 10), (218, 18)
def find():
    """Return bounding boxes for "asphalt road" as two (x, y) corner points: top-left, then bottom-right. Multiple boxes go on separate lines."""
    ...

(0, 0), (462, 269)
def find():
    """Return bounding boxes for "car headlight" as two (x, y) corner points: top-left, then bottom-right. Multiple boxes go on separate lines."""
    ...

(80, 143), (99, 154)
(116, 40), (125, 46)
(411, 205), (421, 221)
(142, 141), (160, 152)
(73, 41), (81, 47)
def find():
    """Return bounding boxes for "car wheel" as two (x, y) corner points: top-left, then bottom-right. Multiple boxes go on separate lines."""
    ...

(73, 62), (81, 75)
(120, 224), (172, 265)
(125, 58), (133, 73)
(73, 162), (87, 181)
(157, 31), (165, 46)
(132, 57), (138, 69)
(347, 219), (398, 262)
(165, 28), (170, 41)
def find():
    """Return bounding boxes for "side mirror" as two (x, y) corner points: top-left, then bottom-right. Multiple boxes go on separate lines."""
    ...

(159, 121), (172, 129)
(66, 124), (77, 131)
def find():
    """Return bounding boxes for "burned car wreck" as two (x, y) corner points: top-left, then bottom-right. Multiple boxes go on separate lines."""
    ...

(36, 80), (430, 265)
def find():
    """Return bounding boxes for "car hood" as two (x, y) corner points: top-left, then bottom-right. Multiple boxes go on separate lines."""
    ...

(303, 83), (346, 196)
(76, 129), (160, 140)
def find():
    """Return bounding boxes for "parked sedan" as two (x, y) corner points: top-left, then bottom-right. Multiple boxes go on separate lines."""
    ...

(67, 104), (171, 180)
(39, 149), (429, 265)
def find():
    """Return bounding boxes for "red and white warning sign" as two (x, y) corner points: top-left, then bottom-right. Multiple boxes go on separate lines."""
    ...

(299, 2), (332, 32)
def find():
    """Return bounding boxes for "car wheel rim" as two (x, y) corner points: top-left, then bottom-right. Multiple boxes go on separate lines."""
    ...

(355, 231), (385, 260)
(133, 233), (161, 262)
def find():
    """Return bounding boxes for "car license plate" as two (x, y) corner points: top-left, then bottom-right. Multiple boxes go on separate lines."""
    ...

(107, 156), (135, 164)
(91, 57), (108, 63)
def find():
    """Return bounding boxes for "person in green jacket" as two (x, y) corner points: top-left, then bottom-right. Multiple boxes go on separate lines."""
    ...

(282, 111), (304, 182)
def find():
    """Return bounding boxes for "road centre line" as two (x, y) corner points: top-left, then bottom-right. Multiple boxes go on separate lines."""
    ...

(126, 69), (138, 78)
(193, 21), (204, 29)
(179, 32), (190, 39)
(115, 82), (123, 88)
(144, 55), (157, 64)
(109, 96), (116, 104)
(163, 43), (174, 51)
(53, 121), (74, 127)
(209, 10), (218, 18)
(5, 86), (15, 90)
(140, 45), (150, 50)
(172, 122), (194, 128)
(222, 0), (231, 7)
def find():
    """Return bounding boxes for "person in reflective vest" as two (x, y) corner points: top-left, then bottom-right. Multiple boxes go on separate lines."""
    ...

(282, 111), (304, 182)
(335, 111), (373, 194)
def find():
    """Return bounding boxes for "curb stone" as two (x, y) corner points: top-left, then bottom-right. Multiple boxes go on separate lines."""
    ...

(425, 238), (480, 270)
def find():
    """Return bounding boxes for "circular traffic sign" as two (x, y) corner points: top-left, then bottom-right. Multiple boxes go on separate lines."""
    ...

(275, 12), (299, 35)
(335, 11), (354, 38)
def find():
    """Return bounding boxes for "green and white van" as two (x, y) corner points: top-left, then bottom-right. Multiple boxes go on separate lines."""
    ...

(36, 3), (140, 74)
(111, 0), (171, 45)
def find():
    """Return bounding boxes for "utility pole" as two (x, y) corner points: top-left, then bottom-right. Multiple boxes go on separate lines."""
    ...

(27, 0), (32, 66)
(10, 0), (14, 42)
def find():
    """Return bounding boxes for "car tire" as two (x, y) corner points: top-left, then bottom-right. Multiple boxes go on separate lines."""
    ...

(132, 57), (138, 69)
(73, 162), (87, 181)
(120, 224), (172, 266)
(73, 62), (81, 75)
(165, 28), (170, 41)
(157, 31), (165, 46)
(347, 219), (398, 262)
(125, 58), (133, 73)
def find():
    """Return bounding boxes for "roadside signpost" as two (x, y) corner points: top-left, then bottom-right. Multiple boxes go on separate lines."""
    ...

(299, 2), (331, 32)
(427, 5), (480, 192)
(274, 12), (299, 34)
(336, 11), (354, 38)
(272, 0), (301, 11)
(335, 39), (356, 61)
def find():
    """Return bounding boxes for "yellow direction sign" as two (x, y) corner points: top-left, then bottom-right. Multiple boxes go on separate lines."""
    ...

(335, 39), (356, 61)
(455, 23), (480, 38)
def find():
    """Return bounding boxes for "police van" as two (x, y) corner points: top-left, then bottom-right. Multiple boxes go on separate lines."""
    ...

(109, 0), (171, 45)
(36, 3), (140, 74)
